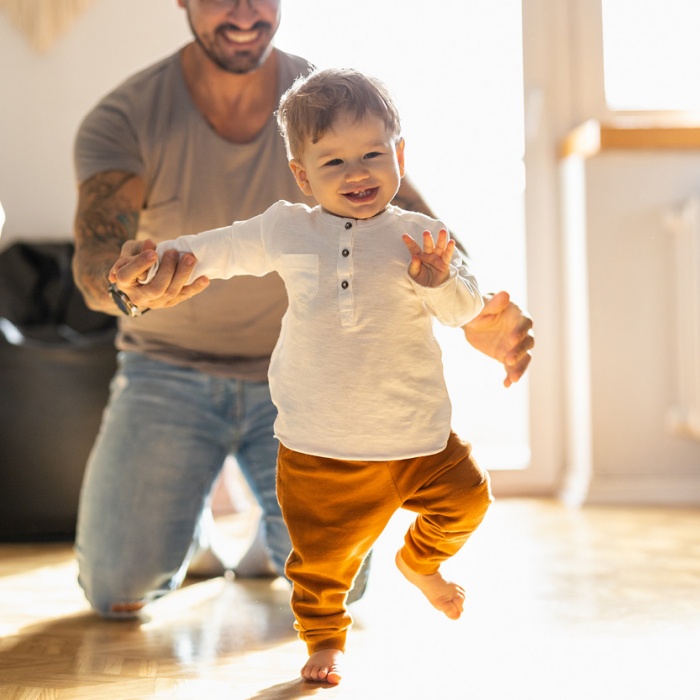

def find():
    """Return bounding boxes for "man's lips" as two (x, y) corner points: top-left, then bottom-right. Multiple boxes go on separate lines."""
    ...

(224, 29), (258, 43)
(219, 22), (270, 45)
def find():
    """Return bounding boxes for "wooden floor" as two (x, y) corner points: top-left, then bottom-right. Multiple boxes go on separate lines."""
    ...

(1, 498), (699, 699)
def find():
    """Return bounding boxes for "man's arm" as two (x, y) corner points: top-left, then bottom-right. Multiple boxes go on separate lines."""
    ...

(72, 170), (143, 313)
(393, 175), (438, 218)
(393, 176), (535, 386)
(72, 170), (209, 314)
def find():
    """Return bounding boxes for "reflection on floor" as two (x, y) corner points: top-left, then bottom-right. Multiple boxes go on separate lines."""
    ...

(1, 498), (699, 699)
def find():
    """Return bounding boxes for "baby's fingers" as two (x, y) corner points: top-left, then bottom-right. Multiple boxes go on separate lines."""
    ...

(441, 238), (456, 264)
(402, 233), (422, 255)
(407, 254), (422, 279)
(434, 228), (450, 254)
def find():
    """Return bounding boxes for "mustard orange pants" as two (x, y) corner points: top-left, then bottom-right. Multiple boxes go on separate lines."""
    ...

(276, 431), (493, 654)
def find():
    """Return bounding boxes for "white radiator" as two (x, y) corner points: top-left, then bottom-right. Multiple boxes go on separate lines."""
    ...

(665, 196), (700, 439)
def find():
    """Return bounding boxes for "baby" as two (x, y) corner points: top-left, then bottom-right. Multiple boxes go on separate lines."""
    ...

(114, 67), (492, 685)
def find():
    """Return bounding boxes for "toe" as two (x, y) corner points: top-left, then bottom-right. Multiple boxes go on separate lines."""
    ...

(301, 650), (344, 684)
(302, 664), (327, 682)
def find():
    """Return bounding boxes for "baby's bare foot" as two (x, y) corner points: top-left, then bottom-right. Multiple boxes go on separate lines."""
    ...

(301, 649), (344, 685)
(395, 551), (465, 620)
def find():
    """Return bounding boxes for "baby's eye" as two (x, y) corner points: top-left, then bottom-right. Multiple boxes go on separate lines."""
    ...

(324, 158), (343, 167)
(364, 151), (382, 160)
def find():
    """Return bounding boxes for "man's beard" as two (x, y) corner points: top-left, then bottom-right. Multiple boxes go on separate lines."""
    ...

(191, 20), (275, 74)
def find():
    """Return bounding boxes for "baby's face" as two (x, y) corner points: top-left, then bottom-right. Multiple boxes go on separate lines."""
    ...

(289, 112), (405, 220)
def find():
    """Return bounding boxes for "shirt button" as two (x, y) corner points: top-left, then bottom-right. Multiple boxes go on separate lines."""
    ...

(345, 222), (352, 229)
(341, 280), (349, 289)
(342, 248), (350, 257)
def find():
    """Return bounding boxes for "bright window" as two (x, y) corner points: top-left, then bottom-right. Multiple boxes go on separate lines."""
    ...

(602, 0), (700, 111)
(278, 1), (529, 470)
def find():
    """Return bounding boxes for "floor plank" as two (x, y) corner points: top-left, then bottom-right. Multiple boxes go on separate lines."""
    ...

(1, 498), (699, 699)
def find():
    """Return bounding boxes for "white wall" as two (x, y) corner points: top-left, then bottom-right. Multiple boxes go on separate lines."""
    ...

(556, 0), (700, 505)
(0, 0), (190, 250)
(561, 150), (700, 505)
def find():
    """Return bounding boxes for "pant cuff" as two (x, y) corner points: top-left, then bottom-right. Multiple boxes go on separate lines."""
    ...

(306, 633), (347, 655)
(399, 545), (440, 576)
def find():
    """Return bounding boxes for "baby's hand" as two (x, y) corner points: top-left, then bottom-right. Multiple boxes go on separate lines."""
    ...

(402, 228), (455, 287)
(108, 239), (208, 310)
(108, 239), (158, 284)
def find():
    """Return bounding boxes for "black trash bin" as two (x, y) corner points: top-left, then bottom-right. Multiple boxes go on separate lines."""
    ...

(0, 242), (117, 541)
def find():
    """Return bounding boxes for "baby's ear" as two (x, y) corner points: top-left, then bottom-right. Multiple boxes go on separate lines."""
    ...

(289, 160), (314, 196)
(396, 137), (406, 177)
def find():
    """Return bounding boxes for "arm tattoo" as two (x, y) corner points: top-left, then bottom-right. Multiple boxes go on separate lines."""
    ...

(73, 172), (141, 309)
(116, 211), (139, 237)
(76, 172), (139, 245)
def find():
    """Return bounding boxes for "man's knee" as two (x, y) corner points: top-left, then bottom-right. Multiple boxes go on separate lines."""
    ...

(78, 570), (148, 618)
(101, 601), (147, 620)
(77, 556), (176, 619)
(80, 582), (147, 619)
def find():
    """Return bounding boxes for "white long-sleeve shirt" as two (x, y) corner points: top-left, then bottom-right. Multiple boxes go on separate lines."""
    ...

(148, 201), (483, 459)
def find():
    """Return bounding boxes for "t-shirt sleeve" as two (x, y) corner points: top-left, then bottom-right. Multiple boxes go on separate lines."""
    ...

(74, 93), (144, 184)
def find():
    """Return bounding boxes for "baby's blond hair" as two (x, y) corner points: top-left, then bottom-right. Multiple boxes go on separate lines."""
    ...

(277, 67), (402, 161)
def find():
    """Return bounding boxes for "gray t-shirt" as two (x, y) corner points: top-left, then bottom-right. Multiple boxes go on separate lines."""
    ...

(74, 48), (313, 379)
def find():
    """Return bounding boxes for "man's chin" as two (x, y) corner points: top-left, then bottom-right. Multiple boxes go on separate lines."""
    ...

(216, 44), (274, 74)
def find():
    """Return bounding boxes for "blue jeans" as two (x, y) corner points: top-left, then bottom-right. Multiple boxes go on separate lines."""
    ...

(75, 352), (294, 617)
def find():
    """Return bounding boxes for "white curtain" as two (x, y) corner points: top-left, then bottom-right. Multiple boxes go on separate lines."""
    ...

(0, 0), (94, 52)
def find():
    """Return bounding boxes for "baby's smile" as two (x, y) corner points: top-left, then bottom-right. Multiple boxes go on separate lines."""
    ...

(343, 187), (378, 202)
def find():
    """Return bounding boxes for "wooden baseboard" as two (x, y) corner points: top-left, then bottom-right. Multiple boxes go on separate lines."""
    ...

(578, 472), (700, 506)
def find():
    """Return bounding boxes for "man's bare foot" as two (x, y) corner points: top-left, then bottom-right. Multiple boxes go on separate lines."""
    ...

(301, 649), (344, 685)
(395, 551), (465, 620)
(110, 602), (145, 615)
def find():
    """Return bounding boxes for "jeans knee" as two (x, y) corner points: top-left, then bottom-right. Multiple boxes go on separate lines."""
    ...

(96, 601), (146, 620)
(78, 570), (146, 618)
(77, 557), (174, 619)
(79, 581), (145, 619)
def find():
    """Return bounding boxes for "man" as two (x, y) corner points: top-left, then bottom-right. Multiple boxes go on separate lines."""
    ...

(72, 0), (534, 618)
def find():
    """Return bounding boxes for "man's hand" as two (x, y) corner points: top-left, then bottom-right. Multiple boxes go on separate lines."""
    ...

(463, 291), (534, 387)
(109, 239), (210, 310)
